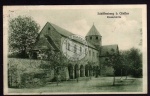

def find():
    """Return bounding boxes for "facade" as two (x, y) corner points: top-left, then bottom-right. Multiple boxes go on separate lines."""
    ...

(32, 22), (119, 80)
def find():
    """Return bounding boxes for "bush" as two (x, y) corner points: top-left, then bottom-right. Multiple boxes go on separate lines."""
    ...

(20, 72), (46, 88)
(131, 68), (142, 78)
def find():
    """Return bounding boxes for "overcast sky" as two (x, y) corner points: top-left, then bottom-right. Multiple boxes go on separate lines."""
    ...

(7, 6), (142, 51)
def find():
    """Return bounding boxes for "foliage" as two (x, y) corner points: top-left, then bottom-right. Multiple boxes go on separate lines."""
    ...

(8, 16), (40, 58)
(104, 50), (121, 70)
(104, 49), (120, 85)
(115, 48), (142, 77)
(38, 49), (67, 83)
(128, 48), (142, 77)
(21, 72), (46, 88)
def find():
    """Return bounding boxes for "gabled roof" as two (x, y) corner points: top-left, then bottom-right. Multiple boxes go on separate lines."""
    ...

(48, 22), (73, 37)
(48, 22), (97, 49)
(33, 37), (54, 50)
(86, 25), (101, 36)
(33, 34), (59, 51)
(100, 44), (119, 56)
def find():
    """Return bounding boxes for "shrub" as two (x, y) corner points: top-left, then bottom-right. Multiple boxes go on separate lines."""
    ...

(20, 72), (46, 88)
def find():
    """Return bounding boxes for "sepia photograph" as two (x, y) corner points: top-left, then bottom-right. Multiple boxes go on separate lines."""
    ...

(3, 5), (147, 95)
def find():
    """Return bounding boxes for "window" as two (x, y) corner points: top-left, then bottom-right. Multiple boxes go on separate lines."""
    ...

(96, 36), (98, 40)
(89, 50), (91, 56)
(74, 45), (77, 53)
(90, 36), (92, 40)
(93, 52), (95, 57)
(97, 53), (99, 57)
(85, 48), (87, 53)
(80, 46), (82, 53)
(68, 43), (70, 51)
(48, 27), (50, 30)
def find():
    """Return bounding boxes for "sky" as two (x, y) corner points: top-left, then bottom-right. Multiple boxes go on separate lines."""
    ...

(7, 6), (143, 51)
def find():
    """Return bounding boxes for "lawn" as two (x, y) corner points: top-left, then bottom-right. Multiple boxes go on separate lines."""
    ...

(8, 76), (142, 94)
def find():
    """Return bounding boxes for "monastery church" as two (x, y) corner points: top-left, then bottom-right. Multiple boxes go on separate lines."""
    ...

(32, 22), (119, 80)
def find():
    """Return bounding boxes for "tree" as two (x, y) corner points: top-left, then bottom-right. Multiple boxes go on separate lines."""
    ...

(104, 49), (121, 86)
(119, 50), (130, 79)
(128, 48), (142, 77)
(8, 16), (40, 58)
(39, 49), (67, 86)
(118, 48), (142, 78)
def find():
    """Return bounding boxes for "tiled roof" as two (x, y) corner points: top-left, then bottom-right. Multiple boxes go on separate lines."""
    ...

(86, 25), (101, 36)
(100, 44), (119, 56)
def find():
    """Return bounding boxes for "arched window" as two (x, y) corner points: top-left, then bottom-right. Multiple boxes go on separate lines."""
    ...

(89, 50), (91, 56)
(80, 46), (82, 53)
(74, 45), (77, 53)
(68, 43), (70, 51)
(93, 52), (95, 57)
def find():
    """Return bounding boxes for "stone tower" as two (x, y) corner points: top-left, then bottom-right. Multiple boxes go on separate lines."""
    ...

(85, 24), (102, 49)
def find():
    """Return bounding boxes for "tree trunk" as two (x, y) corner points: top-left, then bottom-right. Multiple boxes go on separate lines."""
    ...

(125, 70), (128, 79)
(121, 69), (122, 79)
(113, 70), (115, 86)
(57, 74), (58, 86)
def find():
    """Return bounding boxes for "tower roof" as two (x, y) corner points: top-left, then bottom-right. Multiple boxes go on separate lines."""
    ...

(86, 24), (101, 36)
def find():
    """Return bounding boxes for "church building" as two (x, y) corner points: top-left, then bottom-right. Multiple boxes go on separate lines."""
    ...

(32, 22), (119, 80)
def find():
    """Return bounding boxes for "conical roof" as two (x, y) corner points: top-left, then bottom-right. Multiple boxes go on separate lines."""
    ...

(86, 25), (101, 36)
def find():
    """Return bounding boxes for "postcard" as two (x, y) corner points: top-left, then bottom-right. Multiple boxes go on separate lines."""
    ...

(3, 5), (147, 95)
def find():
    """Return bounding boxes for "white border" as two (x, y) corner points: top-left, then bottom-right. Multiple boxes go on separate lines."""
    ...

(3, 5), (147, 95)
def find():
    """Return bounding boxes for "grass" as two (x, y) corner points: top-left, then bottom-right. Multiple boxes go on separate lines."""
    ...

(8, 76), (142, 93)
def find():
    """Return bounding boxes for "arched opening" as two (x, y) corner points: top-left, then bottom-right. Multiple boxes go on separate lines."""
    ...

(89, 65), (93, 77)
(93, 66), (96, 76)
(74, 64), (79, 78)
(96, 66), (99, 78)
(68, 64), (74, 79)
(85, 65), (89, 77)
(80, 65), (84, 77)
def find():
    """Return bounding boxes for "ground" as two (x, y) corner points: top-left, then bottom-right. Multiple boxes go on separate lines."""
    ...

(8, 76), (142, 94)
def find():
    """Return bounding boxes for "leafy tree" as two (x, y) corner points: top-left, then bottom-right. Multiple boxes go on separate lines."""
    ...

(128, 48), (142, 77)
(117, 48), (142, 78)
(39, 49), (67, 86)
(8, 16), (40, 58)
(119, 50), (131, 79)
(104, 49), (121, 85)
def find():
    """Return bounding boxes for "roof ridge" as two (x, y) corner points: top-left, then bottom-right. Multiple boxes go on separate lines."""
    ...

(102, 44), (118, 47)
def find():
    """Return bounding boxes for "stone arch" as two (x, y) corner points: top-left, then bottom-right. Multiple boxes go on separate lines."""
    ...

(93, 66), (96, 76)
(85, 65), (89, 77)
(80, 65), (84, 77)
(96, 66), (99, 78)
(68, 64), (74, 79)
(74, 64), (79, 78)
(89, 65), (93, 76)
